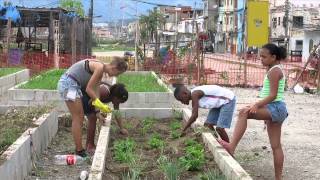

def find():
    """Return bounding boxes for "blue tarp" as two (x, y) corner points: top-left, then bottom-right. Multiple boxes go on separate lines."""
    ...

(0, 5), (21, 23)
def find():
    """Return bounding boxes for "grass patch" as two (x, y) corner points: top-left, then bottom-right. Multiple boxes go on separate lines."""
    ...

(117, 73), (168, 92)
(93, 44), (134, 52)
(0, 106), (52, 155)
(19, 69), (66, 90)
(0, 68), (23, 77)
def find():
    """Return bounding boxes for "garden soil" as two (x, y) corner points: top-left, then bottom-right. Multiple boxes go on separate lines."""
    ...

(104, 118), (222, 180)
(26, 115), (97, 180)
(186, 87), (320, 180)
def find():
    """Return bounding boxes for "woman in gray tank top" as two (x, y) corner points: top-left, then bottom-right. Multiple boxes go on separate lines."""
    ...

(57, 57), (128, 157)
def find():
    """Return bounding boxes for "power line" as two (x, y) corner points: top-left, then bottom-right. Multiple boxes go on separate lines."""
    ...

(127, 0), (175, 7)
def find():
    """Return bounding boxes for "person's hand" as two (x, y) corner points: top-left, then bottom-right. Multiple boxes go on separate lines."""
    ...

(96, 113), (107, 125)
(248, 103), (258, 114)
(92, 98), (112, 113)
(120, 128), (129, 136)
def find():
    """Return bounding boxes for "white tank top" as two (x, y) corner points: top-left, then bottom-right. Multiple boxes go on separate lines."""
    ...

(191, 85), (235, 109)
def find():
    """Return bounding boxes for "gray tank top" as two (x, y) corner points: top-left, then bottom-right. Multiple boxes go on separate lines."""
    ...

(66, 60), (93, 88)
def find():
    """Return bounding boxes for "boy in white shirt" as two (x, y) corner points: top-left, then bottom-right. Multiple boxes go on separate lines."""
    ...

(174, 85), (236, 142)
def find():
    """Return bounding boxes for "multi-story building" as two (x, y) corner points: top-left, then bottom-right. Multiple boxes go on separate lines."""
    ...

(93, 23), (113, 40)
(203, 0), (245, 54)
(270, 0), (320, 61)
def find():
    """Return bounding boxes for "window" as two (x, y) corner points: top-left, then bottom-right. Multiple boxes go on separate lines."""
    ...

(219, 0), (224, 7)
(293, 16), (303, 28)
(278, 17), (281, 25)
(296, 40), (303, 50)
(272, 17), (277, 28)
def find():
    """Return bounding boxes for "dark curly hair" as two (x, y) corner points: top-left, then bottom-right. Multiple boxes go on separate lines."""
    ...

(109, 83), (129, 103)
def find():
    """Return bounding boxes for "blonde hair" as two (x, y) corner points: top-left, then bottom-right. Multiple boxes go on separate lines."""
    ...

(110, 56), (128, 72)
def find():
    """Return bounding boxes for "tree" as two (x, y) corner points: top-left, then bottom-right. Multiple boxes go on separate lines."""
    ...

(59, 0), (85, 17)
(139, 9), (165, 59)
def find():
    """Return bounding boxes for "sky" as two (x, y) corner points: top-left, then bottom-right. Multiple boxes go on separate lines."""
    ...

(1, 0), (203, 22)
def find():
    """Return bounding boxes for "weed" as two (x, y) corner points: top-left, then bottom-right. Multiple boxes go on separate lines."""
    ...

(113, 138), (136, 163)
(0, 106), (52, 154)
(19, 69), (66, 90)
(0, 68), (23, 77)
(157, 155), (184, 180)
(117, 73), (168, 92)
(148, 133), (165, 149)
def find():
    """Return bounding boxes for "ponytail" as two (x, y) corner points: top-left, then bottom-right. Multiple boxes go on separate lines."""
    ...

(262, 43), (287, 61)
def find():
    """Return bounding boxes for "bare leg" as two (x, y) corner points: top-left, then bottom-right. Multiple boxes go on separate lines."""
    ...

(65, 99), (85, 152)
(216, 127), (229, 143)
(225, 107), (272, 154)
(86, 113), (97, 152)
(266, 121), (284, 180)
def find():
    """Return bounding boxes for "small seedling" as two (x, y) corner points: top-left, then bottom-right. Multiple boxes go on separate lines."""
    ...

(140, 117), (155, 135)
(113, 138), (136, 163)
(169, 121), (181, 131)
(170, 130), (180, 139)
(199, 170), (226, 180)
(157, 155), (184, 180)
(179, 142), (205, 171)
(148, 134), (165, 149)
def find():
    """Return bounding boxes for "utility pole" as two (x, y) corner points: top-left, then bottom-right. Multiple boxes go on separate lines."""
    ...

(284, 0), (289, 50)
(134, 1), (138, 71)
(89, 0), (93, 55)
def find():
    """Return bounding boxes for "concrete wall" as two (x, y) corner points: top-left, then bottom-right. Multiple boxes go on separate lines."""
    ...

(89, 108), (251, 180)
(0, 69), (29, 95)
(118, 71), (175, 108)
(0, 110), (58, 180)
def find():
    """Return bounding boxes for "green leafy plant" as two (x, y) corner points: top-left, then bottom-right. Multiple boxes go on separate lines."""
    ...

(170, 130), (180, 139)
(148, 133), (165, 149)
(117, 73), (168, 92)
(157, 155), (184, 180)
(184, 139), (198, 147)
(169, 121), (181, 131)
(140, 117), (155, 135)
(179, 142), (205, 171)
(199, 170), (226, 180)
(19, 69), (66, 90)
(113, 138), (136, 163)
(0, 68), (23, 77)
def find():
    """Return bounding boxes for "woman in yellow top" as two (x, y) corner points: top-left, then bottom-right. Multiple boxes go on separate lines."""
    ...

(57, 57), (128, 157)
(220, 44), (288, 180)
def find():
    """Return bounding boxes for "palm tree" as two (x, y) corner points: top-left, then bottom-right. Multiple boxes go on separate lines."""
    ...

(139, 9), (165, 59)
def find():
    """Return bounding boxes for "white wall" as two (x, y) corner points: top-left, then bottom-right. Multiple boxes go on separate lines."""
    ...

(303, 31), (320, 60)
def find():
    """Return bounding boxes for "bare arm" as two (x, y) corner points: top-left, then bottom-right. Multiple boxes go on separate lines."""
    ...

(250, 68), (282, 113)
(112, 103), (124, 129)
(86, 62), (104, 100)
(182, 90), (204, 132)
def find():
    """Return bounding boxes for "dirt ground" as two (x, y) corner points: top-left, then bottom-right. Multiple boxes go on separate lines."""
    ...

(192, 88), (320, 180)
(26, 115), (97, 180)
(104, 118), (224, 180)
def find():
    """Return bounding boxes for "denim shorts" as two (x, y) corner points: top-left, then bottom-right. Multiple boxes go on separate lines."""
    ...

(206, 97), (236, 129)
(267, 101), (288, 123)
(57, 74), (82, 101)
